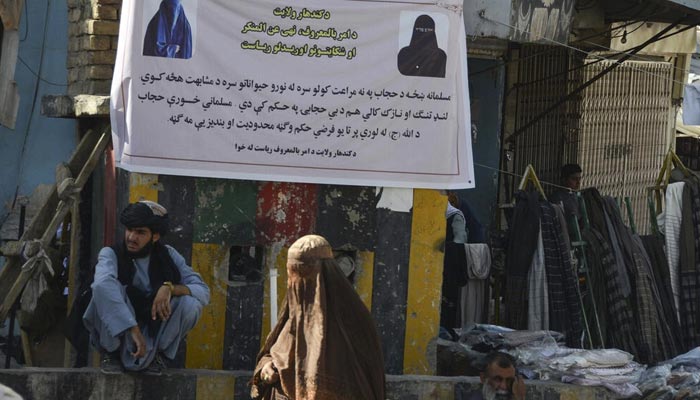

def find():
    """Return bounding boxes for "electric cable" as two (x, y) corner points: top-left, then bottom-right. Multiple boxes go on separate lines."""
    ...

(479, 12), (695, 87)
(9, 0), (52, 215)
(17, 55), (68, 87)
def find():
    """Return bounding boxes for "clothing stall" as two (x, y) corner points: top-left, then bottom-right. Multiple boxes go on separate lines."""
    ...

(499, 155), (700, 365)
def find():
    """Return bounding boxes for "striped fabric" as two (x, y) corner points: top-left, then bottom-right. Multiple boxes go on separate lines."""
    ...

(539, 202), (582, 348)
(663, 182), (685, 318)
(679, 178), (700, 350)
(630, 250), (657, 363)
(584, 229), (638, 357)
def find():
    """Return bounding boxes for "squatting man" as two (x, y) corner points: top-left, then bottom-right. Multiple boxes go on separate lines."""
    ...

(83, 200), (210, 373)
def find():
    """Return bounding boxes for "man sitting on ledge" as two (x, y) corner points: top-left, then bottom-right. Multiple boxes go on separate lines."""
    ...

(83, 201), (209, 374)
(466, 351), (526, 400)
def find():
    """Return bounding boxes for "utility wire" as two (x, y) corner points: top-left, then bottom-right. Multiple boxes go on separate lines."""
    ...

(10, 0), (52, 213)
(501, 14), (691, 142)
(474, 162), (575, 192)
(578, 23), (696, 75)
(468, 21), (641, 78)
(17, 56), (68, 87)
(480, 12), (695, 86)
(474, 153), (670, 193)
(511, 25), (696, 91)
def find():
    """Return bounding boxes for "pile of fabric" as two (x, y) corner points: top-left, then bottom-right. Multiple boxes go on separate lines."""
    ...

(451, 325), (700, 398)
(636, 347), (700, 398)
(458, 324), (644, 397)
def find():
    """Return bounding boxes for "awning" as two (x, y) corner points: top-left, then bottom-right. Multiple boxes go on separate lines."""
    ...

(601, 0), (700, 23)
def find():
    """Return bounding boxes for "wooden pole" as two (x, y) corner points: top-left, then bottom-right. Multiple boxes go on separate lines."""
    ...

(0, 130), (110, 321)
(0, 131), (101, 301)
(62, 200), (81, 367)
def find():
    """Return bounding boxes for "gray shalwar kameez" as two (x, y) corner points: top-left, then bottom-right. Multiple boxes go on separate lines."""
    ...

(83, 245), (210, 370)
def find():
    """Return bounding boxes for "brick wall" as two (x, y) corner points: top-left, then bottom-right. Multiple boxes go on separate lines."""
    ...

(67, 0), (121, 96)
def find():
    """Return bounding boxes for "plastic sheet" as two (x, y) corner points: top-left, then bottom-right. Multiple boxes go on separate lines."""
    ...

(667, 347), (700, 371)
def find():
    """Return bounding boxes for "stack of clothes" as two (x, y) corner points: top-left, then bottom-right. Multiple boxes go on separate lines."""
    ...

(636, 347), (700, 398)
(440, 325), (700, 398)
(459, 324), (644, 397)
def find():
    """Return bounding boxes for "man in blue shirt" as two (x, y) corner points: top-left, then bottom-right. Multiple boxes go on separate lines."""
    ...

(83, 201), (209, 374)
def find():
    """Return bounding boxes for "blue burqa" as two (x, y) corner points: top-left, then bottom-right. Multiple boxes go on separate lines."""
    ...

(143, 0), (192, 59)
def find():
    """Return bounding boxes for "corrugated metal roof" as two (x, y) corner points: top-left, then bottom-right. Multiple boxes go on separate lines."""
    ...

(601, 0), (700, 23)
(666, 0), (700, 12)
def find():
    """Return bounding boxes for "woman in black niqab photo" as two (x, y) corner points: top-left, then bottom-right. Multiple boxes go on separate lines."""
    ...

(397, 14), (447, 78)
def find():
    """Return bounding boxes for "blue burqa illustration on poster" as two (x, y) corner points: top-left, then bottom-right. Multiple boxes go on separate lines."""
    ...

(143, 0), (193, 59)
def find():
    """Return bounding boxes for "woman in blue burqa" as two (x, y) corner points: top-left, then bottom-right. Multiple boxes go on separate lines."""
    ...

(397, 14), (446, 78)
(143, 0), (192, 59)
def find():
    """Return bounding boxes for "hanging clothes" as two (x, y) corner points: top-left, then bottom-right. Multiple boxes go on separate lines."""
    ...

(458, 200), (486, 244)
(539, 202), (582, 348)
(459, 243), (491, 326)
(602, 197), (659, 364)
(641, 234), (682, 351)
(441, 203), (468, 329)
(682, 82), (700, 125)
(504, 190), (542, 330)
(527, 228), (548, 331)
(582, 228), (638, 357)
(503, 190), (582, 346)
(632, 234), (681, 361)
(583, 189), (632, 298)
(662, 182), (685, 316)
(679, 177), (700, 350)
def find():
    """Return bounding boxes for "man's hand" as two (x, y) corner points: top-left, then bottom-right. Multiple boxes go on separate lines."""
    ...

(512, 376), (526, 400)
(151, 285), (172, 321)
(261, 361), (279, 384)
(130, 326), (147, 358)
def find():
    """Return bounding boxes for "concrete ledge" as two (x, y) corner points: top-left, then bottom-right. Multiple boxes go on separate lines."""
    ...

(41, 95), (74, 118)
(0, 368), (618, 400)
(41, 95), (111, 118)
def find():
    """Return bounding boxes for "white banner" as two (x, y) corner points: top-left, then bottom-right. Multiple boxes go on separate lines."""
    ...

(111, 0), (474, 189)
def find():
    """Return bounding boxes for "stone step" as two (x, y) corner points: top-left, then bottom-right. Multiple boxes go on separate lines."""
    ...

(0, 368), (615, 399)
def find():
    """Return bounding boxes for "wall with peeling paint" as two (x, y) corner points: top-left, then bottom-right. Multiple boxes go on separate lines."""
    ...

(0, 0), (77, 235)
(115, 172), (447, 375)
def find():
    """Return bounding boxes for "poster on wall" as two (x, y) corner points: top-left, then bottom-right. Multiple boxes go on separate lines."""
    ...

(111, 0), (474, 189)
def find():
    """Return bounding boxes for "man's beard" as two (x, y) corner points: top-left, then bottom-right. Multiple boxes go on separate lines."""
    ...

(482, 383), (511, 400)
(126, 240), (154, 258)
